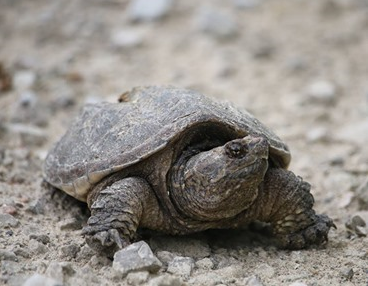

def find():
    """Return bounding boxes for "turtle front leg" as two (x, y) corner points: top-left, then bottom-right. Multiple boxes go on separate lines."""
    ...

(249, 168), (335, 249)
(82, 177), (163, 257)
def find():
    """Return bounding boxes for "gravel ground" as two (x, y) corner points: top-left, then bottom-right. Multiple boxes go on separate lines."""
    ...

(1, 0), (368, 285)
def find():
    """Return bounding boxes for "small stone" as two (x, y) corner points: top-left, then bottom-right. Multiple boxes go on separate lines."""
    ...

(29, 239), (48, 255)
(127, 0), (173, 22)
(195, 257), (214, 270)
(0, 213), (19, 227)
(60, 243), (81, 259)
(18, 90), (38, 108)
(355, 225), (367, 237)
(110, 29), (144, 49)
(340, 268), (354, 281)
(254, 263), (275, 278)
(29, 234), (50, 244)
(289, 282), (308, 286)
(126, 271), (150, 285)
(305, 80), (337, 104)
(167, 256), (195, 279)
(156, 250), (175, 265)
(77, 245), (95, 260)
(306, 126), (329, 143)
(0, 249), (18, 261)
(45, 261), (75, 283)
(233, 0), (262, 9)
(355, 178), (368, 209)
(89, 254), (111, 268)
(195, 6), (238, 40)
(345, 215), (367, 237)
(13, 70), (36, 90)
(25, 199), (45, 215)
(2, 205), (17, 215)
(113, 241), (162, 277)
(57, 217), (82, 230)
(14, 247), (31, 258)
(23, 274), (60, 286)
(148, 274), (182, 286)
(243, 275), (264, 286)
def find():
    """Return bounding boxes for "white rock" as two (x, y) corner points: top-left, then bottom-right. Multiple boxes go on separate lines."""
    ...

(113, 241), (162, 277)
(148, 274), (182, 286)
(305, 80), (337, 104)
(243, 275), (264, 286)
(23, 274), (60, 286)
(0, 213), (19, 227)
(126, 271), (150, 285)
(167, 256), (195, 279)
(195, 257), (214, 270)
(195, 6), (238, 39)
(110, 29), (144, 49)
(127, 0), (174, 22)
(13, 70), (37, 91)
(45, 262), (75, 282)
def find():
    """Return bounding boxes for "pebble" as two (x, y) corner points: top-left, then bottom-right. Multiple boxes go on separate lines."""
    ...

(45, 261), (75, 283)
(156, 250), (176, 265)
(289, 282), (308, 286)
(150, 236), (211, 258)
(77, 245), (95, 260)
(0, 249), (18, 261)
(126, 271), (150, 285)
(23, 274), (60, 286)
(14, 247), (31, 258)
(29, 234), (50, 244)
(18, 90), (38, 108)
(305, 80), (337, 105)
(233, 0), (262, 9)
(57, 217), (82, 230)
(113, 241), (162, 277)
(13, 70), (36, 90)
(29, 239), (48, 255)
(345, 215), (367, 237)
(148, 274), (182, 286)
(340, 267), (354, 281)
(25, 199), (45, 215)
(167, 256), (195, 279)
(355, 178), (368, 209)
(195, 6), (238, 40)
(195, 257), (214, 270)
(254, 263), (275, 278)
(110, 29), (144, 49)
(0, 213), (19, 227)
(243, 275), (264, 286)
(305, 126), (329, 143)
(127, 0), (174, 22)
(2, 205), (18, 215)
(60, 243), (81, 259)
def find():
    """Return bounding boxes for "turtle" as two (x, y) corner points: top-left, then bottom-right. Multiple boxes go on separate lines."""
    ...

(43, 86), (334, 257)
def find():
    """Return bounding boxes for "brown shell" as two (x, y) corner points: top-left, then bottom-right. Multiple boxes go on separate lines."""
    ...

(43, 86), (290, 201)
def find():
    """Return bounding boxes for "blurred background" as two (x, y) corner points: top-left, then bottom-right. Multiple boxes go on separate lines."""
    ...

(1, 0), (368, 285)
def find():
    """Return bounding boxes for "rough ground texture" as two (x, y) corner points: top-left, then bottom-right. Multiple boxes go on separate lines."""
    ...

(0, 0), (368, 285)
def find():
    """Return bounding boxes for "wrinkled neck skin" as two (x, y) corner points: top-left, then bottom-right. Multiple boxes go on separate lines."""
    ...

(170, 139), (269, 222)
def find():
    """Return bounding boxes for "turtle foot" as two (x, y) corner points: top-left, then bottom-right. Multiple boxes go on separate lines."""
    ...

(276, 214), (335, 249)
(83, 227), (129, 258)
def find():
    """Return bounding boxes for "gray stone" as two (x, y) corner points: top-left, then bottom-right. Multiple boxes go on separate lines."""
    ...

(113, 241), (162, 277)
(77, 245), (95, 260)
(254, 263), (275, 278)
(29, 239), (48, 255)
(29, 234), (50, 244)
(340, 268), (354, 281)
(148, 274), (182, 286)
(110, 29), (144, 49)
(195, 257), (214, 270)
(23, 274), (61, 286)
(127, 0), (174, 22)
(126, 271), (150, 285)
(57, 218), (82, 231)
(305, 80), (337, 104)
(195, 6), (238, 39)
(0, 249), (18, 261)
(156, 250), (175, 265)
(18, 91), (38, 108)
(60, 243), (81, 259)
(356, 178), (368, 209)
(45, 261), (75, 283)
(13, 70), (37, 90)
(233, 0), (262, 9)
(14, 247), (31, 258)
(0, 213), (19, 228)
(25, 199), (46, 215)
(167, 256), (195, 279)
(345, 215), (367, 237)
(243, 275), (264, 286)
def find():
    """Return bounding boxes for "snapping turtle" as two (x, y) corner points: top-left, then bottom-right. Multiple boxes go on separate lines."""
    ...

(44, 86), (334, 257)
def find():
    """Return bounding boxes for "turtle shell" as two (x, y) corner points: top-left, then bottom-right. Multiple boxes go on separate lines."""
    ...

(43, 86), (290, 201)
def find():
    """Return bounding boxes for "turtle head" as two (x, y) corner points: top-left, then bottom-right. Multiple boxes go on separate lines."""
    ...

(171, 136), (269, 221)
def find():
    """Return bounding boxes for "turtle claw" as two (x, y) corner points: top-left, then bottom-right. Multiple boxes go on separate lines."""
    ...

(277, 214), (335, 250)
(83, 228), (129, 258)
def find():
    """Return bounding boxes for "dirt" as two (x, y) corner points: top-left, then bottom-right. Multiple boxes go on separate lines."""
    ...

(1, 0), (368, 285)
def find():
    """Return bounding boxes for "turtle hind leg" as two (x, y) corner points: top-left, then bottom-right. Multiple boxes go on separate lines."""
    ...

(257, 168), (335, 249)
(82, 177), (157, 258)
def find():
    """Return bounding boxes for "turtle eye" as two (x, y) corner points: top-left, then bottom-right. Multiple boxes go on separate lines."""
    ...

(225, 141), (248, 158)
